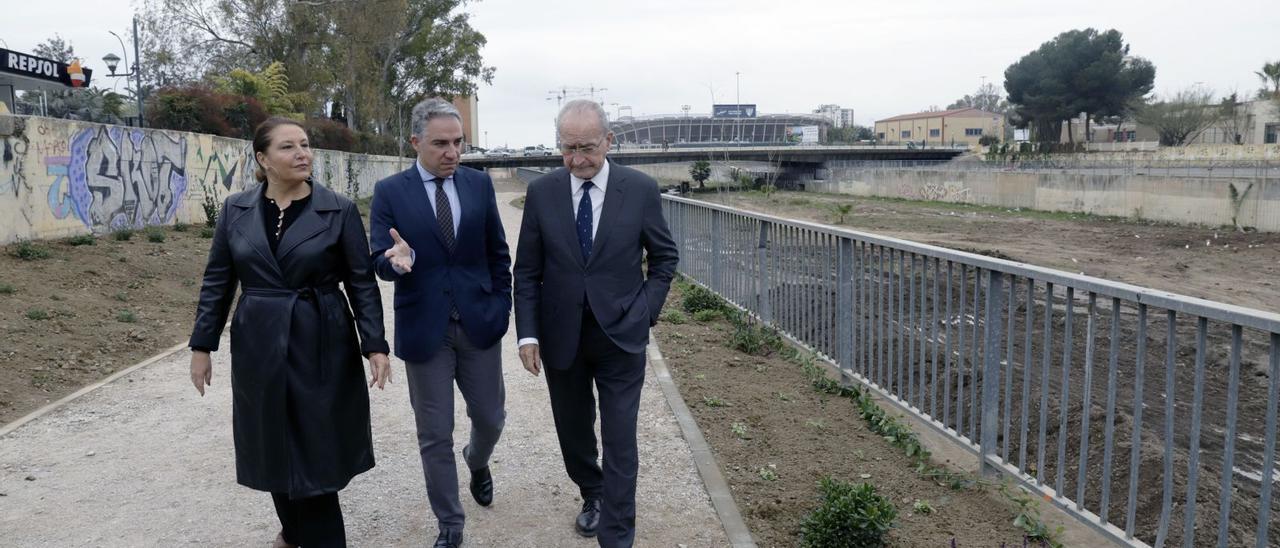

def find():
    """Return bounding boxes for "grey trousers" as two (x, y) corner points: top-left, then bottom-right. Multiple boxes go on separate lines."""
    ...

(405, 320), (506, 533)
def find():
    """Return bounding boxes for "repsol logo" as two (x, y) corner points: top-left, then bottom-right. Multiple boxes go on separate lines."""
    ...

(6, 53), (61, 78)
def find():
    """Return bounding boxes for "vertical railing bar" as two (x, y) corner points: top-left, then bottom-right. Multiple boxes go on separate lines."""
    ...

(1056, 287), (1076, 496)
(1019, 278), (1034, 473)
(1002, 274), (1017, 463)
(956, 263), (968, 435)
(919, 254), (929, 411)
(897, 250), (906, 401)
(1256, 333), (1280, 548)
(908, 253), (917, 408)
(1100, 297), (1122, 524)
(1124, 304), (1148, 539)
(1215, 325), (1242, 548)
(875, 245), (884, 387)
(1182, 316), (1209, 548)
(980, 270), (1005, 477)
(1080, 293), (1100, 512)
(969, 265), (982, 442)
(888, 248), (898, 396)
(931, 256), (941, 418)
(944, 261), (955, 430)
(1037, 282), (1054, 486)
(1155, 310), (1177, 547)
(858, 241), (867, 379)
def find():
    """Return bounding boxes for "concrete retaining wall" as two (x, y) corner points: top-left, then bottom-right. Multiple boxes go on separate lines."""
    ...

(807, 168), (1280, 231)
(0, 115), (410, 244)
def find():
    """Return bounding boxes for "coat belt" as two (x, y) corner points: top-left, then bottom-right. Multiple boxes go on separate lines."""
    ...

(240, 284), (343, 382)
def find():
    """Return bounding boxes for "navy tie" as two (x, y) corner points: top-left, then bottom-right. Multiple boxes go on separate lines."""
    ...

(577, 181), (594, 262)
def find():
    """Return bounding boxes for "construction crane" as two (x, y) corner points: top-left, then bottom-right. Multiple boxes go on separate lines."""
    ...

(546, 84), (609, 107)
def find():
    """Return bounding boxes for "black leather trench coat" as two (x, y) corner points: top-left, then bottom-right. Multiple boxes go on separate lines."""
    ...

(189, 181), (390, 498)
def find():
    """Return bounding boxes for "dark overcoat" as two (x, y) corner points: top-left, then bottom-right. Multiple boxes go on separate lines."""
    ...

(189, 181), (389, 499)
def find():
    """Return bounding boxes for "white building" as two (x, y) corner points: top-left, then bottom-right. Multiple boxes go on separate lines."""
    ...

(814, 104), (855, 128)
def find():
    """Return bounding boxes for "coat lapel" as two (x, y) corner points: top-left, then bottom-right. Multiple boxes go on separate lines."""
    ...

(587, 163), (626, 269)
(230, 184), (285, 280)
(276, 182), (338, 261)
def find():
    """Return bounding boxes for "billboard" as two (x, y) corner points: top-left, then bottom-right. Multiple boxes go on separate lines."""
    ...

(1, 48), (93, 88)
(787, 125), (820, 144)
(713, 104), (757, 118)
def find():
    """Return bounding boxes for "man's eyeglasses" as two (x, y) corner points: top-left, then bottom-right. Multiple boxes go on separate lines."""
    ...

(560, 140), (603, 155)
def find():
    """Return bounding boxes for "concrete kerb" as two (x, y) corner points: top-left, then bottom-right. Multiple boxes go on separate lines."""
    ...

(646, 331), (757, 547)
(0, 341), (189, 438)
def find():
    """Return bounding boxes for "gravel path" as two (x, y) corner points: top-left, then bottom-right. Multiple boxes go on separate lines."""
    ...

(0, 192), (729, 547)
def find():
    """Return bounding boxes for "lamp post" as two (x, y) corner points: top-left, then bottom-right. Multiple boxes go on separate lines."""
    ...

(102, 16), (144, 127)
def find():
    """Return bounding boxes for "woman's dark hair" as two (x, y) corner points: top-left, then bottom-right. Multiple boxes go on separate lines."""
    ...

(252, 117), (307, 183)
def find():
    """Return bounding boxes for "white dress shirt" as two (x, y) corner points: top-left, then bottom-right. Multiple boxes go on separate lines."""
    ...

(518, 161), (611, 349)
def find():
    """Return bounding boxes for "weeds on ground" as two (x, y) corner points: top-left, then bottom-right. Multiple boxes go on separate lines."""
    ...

(681, 280), (729, 315)
(660, 309), (688, 324)
(26, 308), (50, 321)
(912, 499), (934, 515)
(758, 465), (778, 481)
(172, 223), (190, 232)
(799, 477), (896, 548)
(998, 482), (1065, 547)
(116, 309), (137, 323)
(731, 422), (749, 439)
(0, 283), (15, 295)
(702, 396), (729, 408)
(9, 241), (50, 260)
(728, 312), (782, 356)
(199, 227), (215, 239)
(112, 228), (135, 241)
(692, 309), (722, 322)
(145, 227), (167, 243)
(66, 234), (96, 246)
(113, 292), (129, 302)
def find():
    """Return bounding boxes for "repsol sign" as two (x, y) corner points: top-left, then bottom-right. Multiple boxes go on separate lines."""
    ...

(0, 47), (92, 88)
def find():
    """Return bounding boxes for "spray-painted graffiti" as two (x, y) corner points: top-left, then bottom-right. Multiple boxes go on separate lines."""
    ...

(898, 180), (971, 202)
(45, 156), (73, 218)
(195, 143), (253, 192)
(1, 137), (29, 198)
(65, 127), (189, 231)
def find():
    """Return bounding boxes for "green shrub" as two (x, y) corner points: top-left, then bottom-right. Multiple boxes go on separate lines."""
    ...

(659, 309), (687, 324)
(692, 309), (722, 322)
(681, 283), (726, 314)
(67, 234), (96, 246)
(26, 308), (50, 321)
(199, 227), (215, 239)
(113, 292), (129, 302)
(112, 228), (135, 241)
(9, 241), (50, 260)
(729, 317), (782, 356)
(145, 227), (166, 243)
(0, 283), (15, 295)
(172, 223), (190, 232)
(116, 309), (137, 323)
(800, 478), (897, 548)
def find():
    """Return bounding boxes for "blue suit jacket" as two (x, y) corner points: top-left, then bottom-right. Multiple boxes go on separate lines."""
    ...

(513, 162), (679, 370)
(369, 165), (512, 363)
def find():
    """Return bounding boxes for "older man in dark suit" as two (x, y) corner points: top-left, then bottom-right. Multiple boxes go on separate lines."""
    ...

(369, 98), (511, 548)
(514, 99), (679, 548)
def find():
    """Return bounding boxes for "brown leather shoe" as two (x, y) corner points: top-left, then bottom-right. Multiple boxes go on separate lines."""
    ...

(273, 532), (297, 548)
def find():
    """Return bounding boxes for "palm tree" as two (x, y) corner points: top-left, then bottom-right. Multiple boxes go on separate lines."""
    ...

(1257, 61), (1280, 98)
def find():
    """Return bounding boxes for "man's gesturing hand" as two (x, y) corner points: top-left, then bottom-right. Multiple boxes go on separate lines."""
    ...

(385, 228), (414, 273)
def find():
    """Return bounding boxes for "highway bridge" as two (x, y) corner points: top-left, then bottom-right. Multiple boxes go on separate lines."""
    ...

(459, 145), (966, 170)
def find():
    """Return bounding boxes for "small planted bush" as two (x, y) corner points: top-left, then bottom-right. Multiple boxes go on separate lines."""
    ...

(692, 309), (722, 322)
(116, 309), (138, 323)
(112, 228), (135, 241)
(681, 283), (726, 314)
(729, 317), (782, 356)
(659, 309), (687, 325)
(199, 227), (215, 239)
(800, 478), (897, 548)
(26, 308), (51, 321)
(172, 223), (190, 232)
(67, 234), (96, 246)
(9, 241), (50, 260)
(145, 227), (167, 243)
(0, 283), (15, 295)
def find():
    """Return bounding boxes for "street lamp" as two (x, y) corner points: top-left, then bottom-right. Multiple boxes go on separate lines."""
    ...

(103, 16), (145, 127)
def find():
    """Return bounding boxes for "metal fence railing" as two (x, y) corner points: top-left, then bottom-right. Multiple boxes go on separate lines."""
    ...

(823, 159), (1280, 180)
(661, 195), (1280, 548)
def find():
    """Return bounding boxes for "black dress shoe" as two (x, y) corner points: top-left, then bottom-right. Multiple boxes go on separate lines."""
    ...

(575, 498), (601, 537)
(469, 466), (493, 507)
(433, 529), (464, 548)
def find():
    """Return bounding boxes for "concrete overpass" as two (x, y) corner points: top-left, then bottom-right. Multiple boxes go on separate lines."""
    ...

(460, 145), (966, 170)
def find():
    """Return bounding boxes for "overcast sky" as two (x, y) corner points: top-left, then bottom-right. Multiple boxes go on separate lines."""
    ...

(5, 0), (1277, 148)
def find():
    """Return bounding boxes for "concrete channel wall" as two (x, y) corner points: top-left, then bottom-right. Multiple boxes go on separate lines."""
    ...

(0, 115), (411, 244)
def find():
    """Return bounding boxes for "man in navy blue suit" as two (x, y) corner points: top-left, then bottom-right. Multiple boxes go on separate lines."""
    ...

(514, 100), (678, 548)
(369, 98), (511, 548)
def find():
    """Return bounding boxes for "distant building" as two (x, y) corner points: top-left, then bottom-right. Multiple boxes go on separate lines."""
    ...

(814, 104), (855, 128)
(1059, 99), (1280, 145)
(875, 108), (1004, 147)
(609, 107), (831, 145)
(452, 95), (480, 147)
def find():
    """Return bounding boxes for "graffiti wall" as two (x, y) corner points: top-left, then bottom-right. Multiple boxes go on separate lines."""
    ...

(0, 115), (408, 243)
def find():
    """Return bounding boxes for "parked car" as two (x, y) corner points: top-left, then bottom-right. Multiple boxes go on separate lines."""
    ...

(521, 146), (554, 157)
(486, 148), (513, 158)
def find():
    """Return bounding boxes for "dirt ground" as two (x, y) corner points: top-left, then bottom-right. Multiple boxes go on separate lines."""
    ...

(654, 283), (1038, 547)
(0, 226), (211, 424)
(701, 190), (1280, 311)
